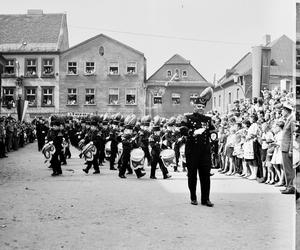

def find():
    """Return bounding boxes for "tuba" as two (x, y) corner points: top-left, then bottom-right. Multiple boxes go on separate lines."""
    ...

(81, 142), (97, 162)
(42, 141), (56, 160)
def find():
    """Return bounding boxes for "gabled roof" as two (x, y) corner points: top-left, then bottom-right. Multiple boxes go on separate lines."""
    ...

(147, 54), (207, 82)
(61, 33), (144, 56)
(0, 12), (67, 52)
(165, 54), (190, 65)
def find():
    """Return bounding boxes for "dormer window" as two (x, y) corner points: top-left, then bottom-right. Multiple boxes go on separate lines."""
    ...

(25, 59), (37, 77)
(3, 59), (15, 76)
(109, 62), (119, 75)
(182, 70), (187, 77)
(127, 62), (137, 74)
(167, 70), (172, 77)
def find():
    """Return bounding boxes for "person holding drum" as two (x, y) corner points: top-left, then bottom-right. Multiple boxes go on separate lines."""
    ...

(149, 116), (172, 180)
(183, 87), (215, 207)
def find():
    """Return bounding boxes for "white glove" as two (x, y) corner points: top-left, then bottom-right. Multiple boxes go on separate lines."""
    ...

(193, 128), (206, 136)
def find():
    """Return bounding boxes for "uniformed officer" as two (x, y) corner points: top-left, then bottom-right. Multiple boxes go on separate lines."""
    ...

(183, 87), (215, 207)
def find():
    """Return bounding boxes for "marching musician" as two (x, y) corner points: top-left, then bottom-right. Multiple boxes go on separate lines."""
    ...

(47, 119), (63, 176)
(149, 116), (172, 180)
(183, 87), (215, 207)
(82, 120), (101, 174)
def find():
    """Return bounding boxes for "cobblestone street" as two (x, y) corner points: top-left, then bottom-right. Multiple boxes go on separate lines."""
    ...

(0, 142), (295, 250)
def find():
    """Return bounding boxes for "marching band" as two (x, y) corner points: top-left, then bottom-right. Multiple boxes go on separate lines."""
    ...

(41, 87), (217, 206)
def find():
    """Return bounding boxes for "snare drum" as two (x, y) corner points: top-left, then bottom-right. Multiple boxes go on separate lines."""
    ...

(160, 149), (175, 167)
(130, 148), (145, 170)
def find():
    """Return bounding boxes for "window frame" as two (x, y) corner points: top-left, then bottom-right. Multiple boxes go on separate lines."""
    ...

(126, 62), (137, 75)
(2, 87), (16, 107)
(67, 88), (78, 105)
(190, 93), (199, 105)
(171, 93), (181, 105)
(3, 58), (16, 77)
(25, 87), (37, 107)
(25, 58), (38, 78)
(67, 61), (78, 75)
(84, 62), (96, 75)
(167, 70), (172, 77)
(182, 70), (188, 78)
(108, 88), (120, 105)
(41, 87), (54, 107)
(125, 88), (137, 105)
(41, 58), (55, 78)
(229, 92), (232, 104)
(84, 88), (96, 105)
(175, 69), (180, 80)
(153, 92), (162, 105)
(108, 62), (119, 75)
(219, 95), (221, 107)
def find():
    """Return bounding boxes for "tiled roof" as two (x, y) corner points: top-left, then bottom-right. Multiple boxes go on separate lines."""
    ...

(0, 13), (65, 52)
(165, 54), (190, 65)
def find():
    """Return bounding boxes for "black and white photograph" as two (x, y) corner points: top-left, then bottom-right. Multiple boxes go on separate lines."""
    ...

(0, 0), (298, 249)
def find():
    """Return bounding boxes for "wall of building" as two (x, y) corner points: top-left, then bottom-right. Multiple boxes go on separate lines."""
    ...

(59, 35), (146, 116)
(0, 54), (60, 116)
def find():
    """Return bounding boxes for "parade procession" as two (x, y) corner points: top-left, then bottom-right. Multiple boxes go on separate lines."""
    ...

(0, 2), (299, 250)
(40, 87), (216, 207)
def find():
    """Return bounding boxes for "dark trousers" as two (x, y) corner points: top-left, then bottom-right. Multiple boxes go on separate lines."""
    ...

(0, 140), (6, 157)
(86, 157), (100, 172)
(51, 153), (62, 174)
(37, 137), (45, 151)
(150, 155), (168, 177)
(282, 152), (295, 189)
(187, 165), (210, 203)
(65, 146), (71, 158)
(119, 153), (130, 176)
(142, 146), (151, 165)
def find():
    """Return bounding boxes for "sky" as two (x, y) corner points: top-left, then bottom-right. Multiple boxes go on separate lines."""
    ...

(1, 0), (296, 82)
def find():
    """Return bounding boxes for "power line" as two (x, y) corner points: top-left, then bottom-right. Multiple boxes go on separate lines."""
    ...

(68, 25), (253, 46)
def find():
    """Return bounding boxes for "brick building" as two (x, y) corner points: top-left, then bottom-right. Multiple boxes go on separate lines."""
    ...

(59, 34), (146, 116)
(0, 10), (69, 117)
(145, 54), (212, 118)
(213, 35), (294, 114)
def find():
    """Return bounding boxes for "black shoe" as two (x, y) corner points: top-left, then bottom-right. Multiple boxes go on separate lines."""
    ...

(201, 200), (214, 207)
(191, 200), (198, 205)
(82, 168), (89, 174)
(51, 172), (59, 176)
(119, 175), (126, 179)
(61, 162), (67, 165)
(281, 188), (295, 194)
(163, 174), (172, 179)
(150, 176), (157, 179)
(137, 172), (146, 178)
(110, 167), (117, 171)
(126, 171), (133, 175)
(93, 171), (100, 174)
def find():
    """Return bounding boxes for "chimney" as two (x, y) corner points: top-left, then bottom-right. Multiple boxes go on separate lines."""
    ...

(27, 9), (43, 15)
(263, 34), (271, 46)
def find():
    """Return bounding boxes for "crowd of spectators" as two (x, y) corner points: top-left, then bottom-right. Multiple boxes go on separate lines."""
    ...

(209, 87), (299, 196)
(0, 116), (36, 158)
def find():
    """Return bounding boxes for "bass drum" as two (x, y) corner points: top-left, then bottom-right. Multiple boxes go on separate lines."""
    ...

(105, 141), (111, 159)
(179, 144), (186, 164)
(130, 148), (145, 170)
(160, 149), (175, 168)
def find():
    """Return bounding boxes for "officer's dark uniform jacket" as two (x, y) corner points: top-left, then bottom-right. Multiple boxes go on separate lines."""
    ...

(184, 112), (215, 173)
